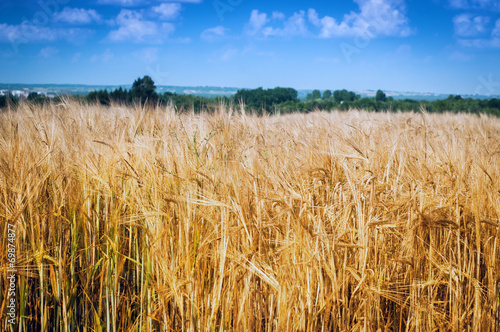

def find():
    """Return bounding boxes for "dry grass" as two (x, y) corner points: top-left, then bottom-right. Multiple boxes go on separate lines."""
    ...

(0, 100), (499, 331)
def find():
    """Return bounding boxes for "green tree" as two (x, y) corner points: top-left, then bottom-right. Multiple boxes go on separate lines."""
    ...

(312, 90), (321, 100)
(375, 90), (387, 102)
(27, 92), (48, 104)
(333, 89), (359, 103)
(435, 100), (447, 113)
(323, 90), (332, 100)
(131, 75), (157, 103)
(488, 98), (500, 109)
(233, 87), (298, 112)
(27, 92), (39, 100)
(333, 90), (342, 103)
(109, 87), (129, 103)
(97, 89), (110, 105)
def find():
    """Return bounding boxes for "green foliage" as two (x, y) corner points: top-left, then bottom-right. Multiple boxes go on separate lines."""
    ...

(88, 89), (112, 105)
(488, 98), (500, 108)
(233, 87), (298, 113)
(27, 92), (38, 100)
(131, 75), (157, 103)
(86, 76), (159, 106)
(78, 79), (500, 117)
(333, 89), (360, 103)
(375, 90), (387, 102)
(109, 87), (129, 102)
(0, 93), (18, 109)
(28, 93), (49, 105)
(161, 91), (229, 112)
(312, 90), (321, 100)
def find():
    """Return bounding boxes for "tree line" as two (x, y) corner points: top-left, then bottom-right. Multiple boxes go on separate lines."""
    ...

(2, 76), (500, 116)
(85, 78), (300, 114)
(83, 77), (500, 116)
(0, 92), (52, 108)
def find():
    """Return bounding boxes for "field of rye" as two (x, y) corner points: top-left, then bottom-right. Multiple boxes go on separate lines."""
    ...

(0, 101), (499, 331)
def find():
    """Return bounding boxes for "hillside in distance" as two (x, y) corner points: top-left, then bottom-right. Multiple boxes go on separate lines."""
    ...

(1, 83), (498, 101)
(0, 83), (239, 98)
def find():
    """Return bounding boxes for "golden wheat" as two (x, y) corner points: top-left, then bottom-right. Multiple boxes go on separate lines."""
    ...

(0, 100), (499, 331)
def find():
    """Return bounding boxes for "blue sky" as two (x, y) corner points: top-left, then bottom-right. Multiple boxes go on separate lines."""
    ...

(1, 0), (500, 95)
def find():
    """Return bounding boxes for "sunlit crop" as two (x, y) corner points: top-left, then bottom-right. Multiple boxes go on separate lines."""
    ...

(1, 101), (499, 331)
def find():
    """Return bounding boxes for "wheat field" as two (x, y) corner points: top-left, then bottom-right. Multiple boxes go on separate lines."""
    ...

(0, 101), (499, 331)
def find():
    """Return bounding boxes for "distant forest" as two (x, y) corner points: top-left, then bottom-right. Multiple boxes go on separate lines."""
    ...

(2, 75), (500, 116)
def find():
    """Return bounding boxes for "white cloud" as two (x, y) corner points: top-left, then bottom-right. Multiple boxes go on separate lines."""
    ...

(246, 10), (270, 36)
(458, 37), (500, 48)
(91, 49), (114, 62)
(266, 11), (308, 37)
(493, 19), (500, 37)
(308, 9), (321, 26)
(54, 7), (102, 24)
(246, 10), (308, 37)
(39, 46), (59, 58)
(201, 26), (227, 41)
(161, 22), (176, 34)
(97, 0), (147, 6)
(448, 0), (500, 10)
(248, 1), (413, 39)
(0, 22), (93, 45)
(107, 9), (174, 43)
(0, 23), (55, 43)
(453, 17), (500, 48)
(97, 0), (201, 5)
(153, 0), (201, 2)
(449, 0), (468, 8)
(272, 11), (285, 20)
(133, 47), (159, 63)
(453, 14), (490, 37)
(152, 3), (182, 20)
(307, 0), (413, 38)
